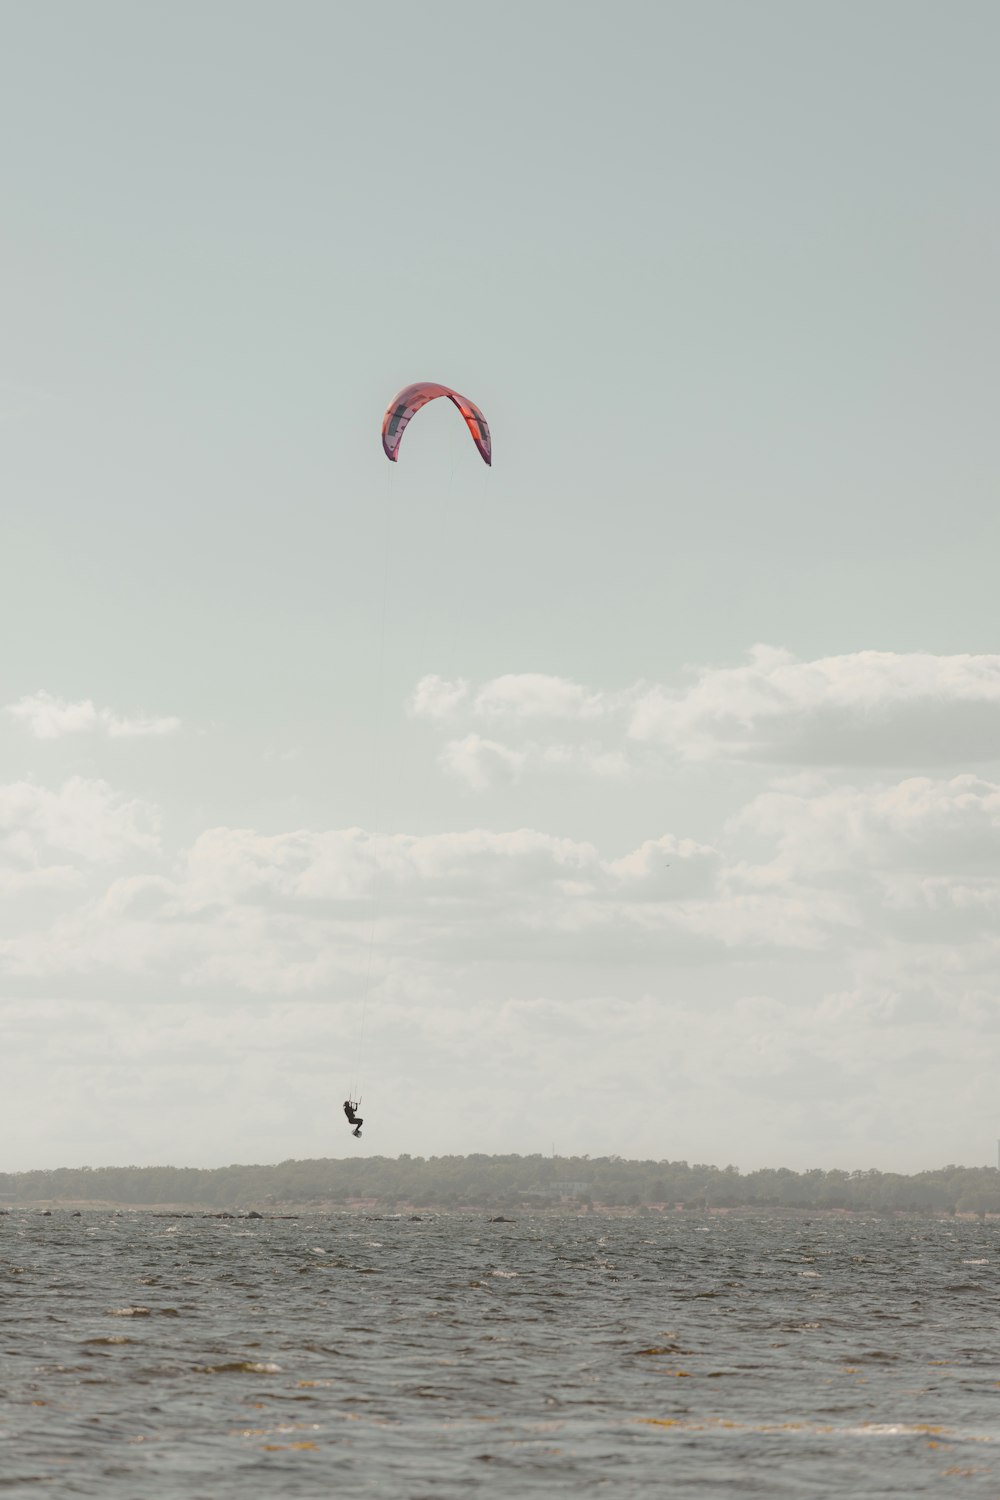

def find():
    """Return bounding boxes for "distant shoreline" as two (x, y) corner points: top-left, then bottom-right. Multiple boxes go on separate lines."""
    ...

(4, 1155), (1000, 1216)
(4, 1201), (998, 1222)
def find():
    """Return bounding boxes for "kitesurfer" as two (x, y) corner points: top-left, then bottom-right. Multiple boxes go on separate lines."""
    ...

(343, 1100), (363, 1138)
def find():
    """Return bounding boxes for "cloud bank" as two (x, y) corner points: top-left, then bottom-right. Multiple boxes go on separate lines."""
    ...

(6, 648), (1000, 1169)
(413, 648), (1000, 788)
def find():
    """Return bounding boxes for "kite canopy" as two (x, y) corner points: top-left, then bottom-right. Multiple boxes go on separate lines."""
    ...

(382, 382), (491, 466)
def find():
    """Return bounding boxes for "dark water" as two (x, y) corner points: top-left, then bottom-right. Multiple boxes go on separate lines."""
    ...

(3, 1209), (1000, 1497)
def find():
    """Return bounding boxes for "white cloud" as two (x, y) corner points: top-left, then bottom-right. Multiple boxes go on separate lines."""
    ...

(410, 675), (469, 719)
(0, 863), (85, 897)
(736, 773), (1000, 877)
(8, 690), (180, 739)
(472, 672), (612, 720)
(7, 759), (1000, 1007)
(440, 733), (527, 790)
(704, 772), (1000, 959)
(8, 763), (1000, 983)
(628, 645), (1000, 765)
(412, 672), (621, 723)
(415, 649), (1000, 783)
(0, 777), (161, 866)
(0, 815), (723, 986)
(607, 834), (722, 899)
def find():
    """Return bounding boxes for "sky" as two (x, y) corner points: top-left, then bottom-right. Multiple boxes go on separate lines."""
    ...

(2, 1), (999, 1173)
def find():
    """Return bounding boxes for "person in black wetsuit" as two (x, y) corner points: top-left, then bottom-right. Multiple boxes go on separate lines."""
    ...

(343, 1100), (363, 1138)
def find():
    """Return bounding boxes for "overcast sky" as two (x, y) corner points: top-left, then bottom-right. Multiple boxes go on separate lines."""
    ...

(2, 1), (999, 1173)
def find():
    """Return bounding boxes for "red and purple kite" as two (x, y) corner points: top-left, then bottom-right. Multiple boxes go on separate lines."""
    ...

(381, 382), (491, 466)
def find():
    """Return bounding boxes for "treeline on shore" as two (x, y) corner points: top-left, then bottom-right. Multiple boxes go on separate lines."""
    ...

(3, 1155), (1000, 1215)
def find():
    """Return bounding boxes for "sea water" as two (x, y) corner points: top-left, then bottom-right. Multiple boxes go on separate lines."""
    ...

(2, 1208), (999, 1496)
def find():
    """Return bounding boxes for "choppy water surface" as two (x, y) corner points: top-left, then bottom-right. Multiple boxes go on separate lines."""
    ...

(3, 1209), (1000, 1496)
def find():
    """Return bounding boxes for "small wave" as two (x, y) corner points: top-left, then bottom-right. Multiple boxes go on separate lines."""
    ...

(637, 1418), (986, 1440)
(200, 1361), (283, 1375)
(234, 1423), (320, 1438)
(106, 1306), (179, 1318)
